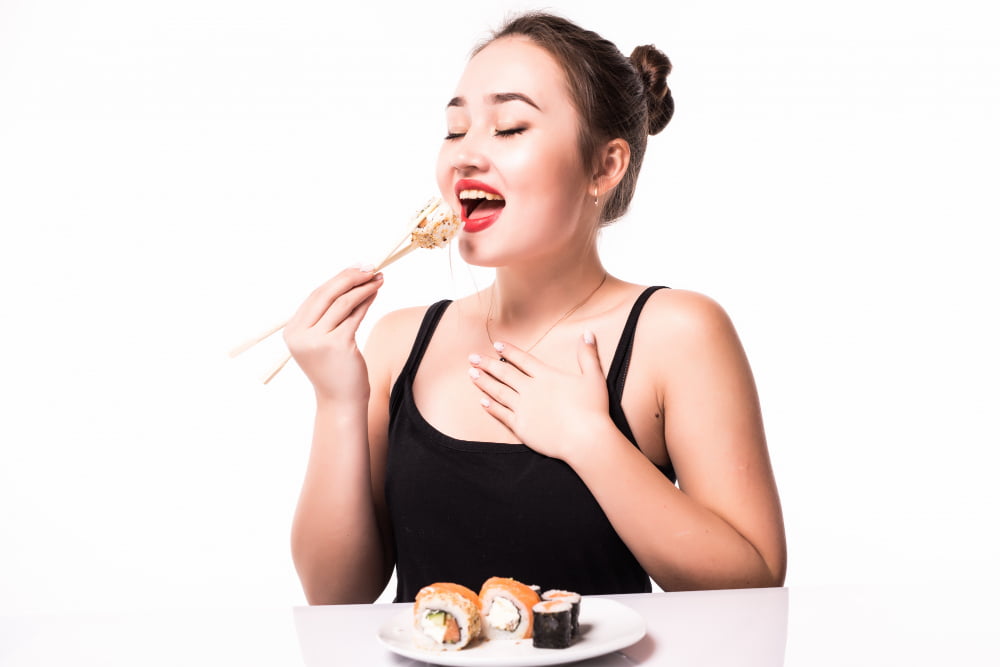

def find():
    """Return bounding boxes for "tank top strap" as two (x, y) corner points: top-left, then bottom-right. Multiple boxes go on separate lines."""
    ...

(389, 300), (452, 417)
(606, 286), (669, 443)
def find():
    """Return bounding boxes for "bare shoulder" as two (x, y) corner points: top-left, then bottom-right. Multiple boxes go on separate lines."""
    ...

(634, 288), (750, 380)
(367, 305), (430, 344)
(641, 288), (738, 341)
(363, 304), (432, 389)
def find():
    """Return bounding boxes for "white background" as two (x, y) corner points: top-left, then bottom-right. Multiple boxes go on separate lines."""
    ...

(1, 0), (997, 614)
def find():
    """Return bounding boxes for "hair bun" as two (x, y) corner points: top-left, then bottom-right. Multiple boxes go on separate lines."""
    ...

(629, 44), (674, 135)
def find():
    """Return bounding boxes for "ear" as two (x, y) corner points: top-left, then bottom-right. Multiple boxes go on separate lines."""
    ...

(593, 138), (630, 197)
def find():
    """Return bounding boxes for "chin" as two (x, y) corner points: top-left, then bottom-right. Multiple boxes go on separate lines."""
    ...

(459, 232), (558, 269)
(457, 237), (501, 268)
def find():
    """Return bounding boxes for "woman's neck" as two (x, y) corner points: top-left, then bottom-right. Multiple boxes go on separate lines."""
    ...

(488, 247), (608, 331)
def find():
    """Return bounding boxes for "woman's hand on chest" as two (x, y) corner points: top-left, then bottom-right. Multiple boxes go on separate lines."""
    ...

(467, 334), (618, 460)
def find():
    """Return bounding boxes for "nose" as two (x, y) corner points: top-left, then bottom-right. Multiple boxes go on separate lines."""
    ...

(449, 130), (489, 175)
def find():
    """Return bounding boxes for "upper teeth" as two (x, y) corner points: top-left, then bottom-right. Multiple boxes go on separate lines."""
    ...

(459, 189), (504, 201)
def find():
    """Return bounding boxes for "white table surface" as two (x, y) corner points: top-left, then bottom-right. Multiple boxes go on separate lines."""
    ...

(2, 585), (997, 666)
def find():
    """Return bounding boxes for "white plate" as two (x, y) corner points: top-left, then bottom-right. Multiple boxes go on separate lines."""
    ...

(376, 597), (645, 667)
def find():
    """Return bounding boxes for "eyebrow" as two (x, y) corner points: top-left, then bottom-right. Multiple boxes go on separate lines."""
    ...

(446, 92), (542, 111)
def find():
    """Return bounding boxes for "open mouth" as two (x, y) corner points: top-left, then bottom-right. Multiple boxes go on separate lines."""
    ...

(459, 188), (506, 220)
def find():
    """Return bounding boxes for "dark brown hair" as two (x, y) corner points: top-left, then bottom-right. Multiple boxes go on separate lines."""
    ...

(474, 12), (674, 225)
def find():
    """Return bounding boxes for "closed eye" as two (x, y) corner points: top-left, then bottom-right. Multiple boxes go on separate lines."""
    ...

(444, 128), (526, 141)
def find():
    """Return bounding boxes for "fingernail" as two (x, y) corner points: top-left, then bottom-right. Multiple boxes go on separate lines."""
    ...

(468, 367), (480, 379)
(468, 353), (482, 365)
(583, 330), (595, 345)
(480, 398), (491, 408)
(357, 263), (376, 273)
(493, 341), (505, 353)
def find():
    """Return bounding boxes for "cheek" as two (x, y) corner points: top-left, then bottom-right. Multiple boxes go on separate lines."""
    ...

(505, 143), (586, 209)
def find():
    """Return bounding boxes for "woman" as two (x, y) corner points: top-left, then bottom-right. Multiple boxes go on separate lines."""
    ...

(285, 12), (786, 604)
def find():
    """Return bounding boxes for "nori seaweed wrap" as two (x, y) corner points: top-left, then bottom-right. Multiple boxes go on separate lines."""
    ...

(541, 589), (581, 638)
(531, 600), (574, 649)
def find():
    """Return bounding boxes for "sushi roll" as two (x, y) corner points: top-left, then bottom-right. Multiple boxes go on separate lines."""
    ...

(479, 577), (541, 640)
(531, 600), (574, 649)
(541, 589), (581, 638)
(412, 582), (482, 651)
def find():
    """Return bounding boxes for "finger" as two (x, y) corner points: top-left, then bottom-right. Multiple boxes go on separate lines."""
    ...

(477, 394), (517, 434)
(337, 290), (379, 336)
(470, 354), (525, 391)
(291, 266), (379, 328)
(314, 272), (383, 333)
(290, 267), (374, 327)
(576, 329), (603, 378)
(489, 341), (542, 377)
(468, 365), (519, 409)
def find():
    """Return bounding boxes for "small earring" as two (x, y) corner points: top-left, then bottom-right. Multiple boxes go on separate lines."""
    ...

(593, 186), (599, 207)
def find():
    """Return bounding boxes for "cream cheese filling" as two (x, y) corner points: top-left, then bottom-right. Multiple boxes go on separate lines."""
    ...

(486, 597), (520, 632)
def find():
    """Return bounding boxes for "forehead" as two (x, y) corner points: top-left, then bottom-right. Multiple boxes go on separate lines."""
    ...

(454, 36), (572, 108)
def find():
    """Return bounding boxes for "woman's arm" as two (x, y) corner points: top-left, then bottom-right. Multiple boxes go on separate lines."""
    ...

(286, 268), (399, 604)
(571, 290), (786, 589)
(471, 289), (785, 590)
(291, 396), (390, 603)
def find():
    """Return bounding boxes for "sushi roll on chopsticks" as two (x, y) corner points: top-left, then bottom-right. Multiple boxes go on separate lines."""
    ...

(479, 577), (541, 640)
(412, 582), (482, 651)
(228, 197), (460, 384)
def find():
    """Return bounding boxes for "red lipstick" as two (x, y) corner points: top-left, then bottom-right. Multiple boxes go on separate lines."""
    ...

(455, 179), (505, 234)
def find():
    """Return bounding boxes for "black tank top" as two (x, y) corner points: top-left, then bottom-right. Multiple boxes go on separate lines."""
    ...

(385, 286), (674, 602)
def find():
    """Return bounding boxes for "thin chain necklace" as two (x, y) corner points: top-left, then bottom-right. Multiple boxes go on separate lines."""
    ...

(486, 273), (608, 361)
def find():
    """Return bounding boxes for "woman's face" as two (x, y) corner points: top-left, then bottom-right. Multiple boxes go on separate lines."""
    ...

(436, 37), (594, 267)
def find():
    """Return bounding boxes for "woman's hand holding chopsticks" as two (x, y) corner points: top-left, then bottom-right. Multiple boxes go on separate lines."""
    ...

(229, 198), (458, 383)
(280, 267), (384, 400)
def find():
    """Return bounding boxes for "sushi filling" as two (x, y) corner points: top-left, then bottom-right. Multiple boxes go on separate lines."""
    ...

(420, 609), (461, 644)
(485, 597), (521, 632)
